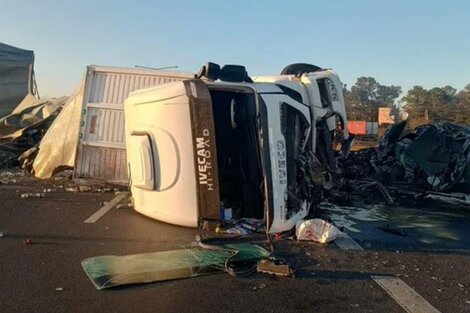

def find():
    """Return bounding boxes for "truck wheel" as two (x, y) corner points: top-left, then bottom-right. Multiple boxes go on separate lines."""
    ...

(281, 63), (323, 75)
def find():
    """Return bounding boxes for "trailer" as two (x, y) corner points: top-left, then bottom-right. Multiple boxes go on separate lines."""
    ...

(33, 65), (193, 182)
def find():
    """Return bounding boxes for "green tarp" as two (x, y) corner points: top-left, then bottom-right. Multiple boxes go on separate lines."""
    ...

(81, 244), (270, 289)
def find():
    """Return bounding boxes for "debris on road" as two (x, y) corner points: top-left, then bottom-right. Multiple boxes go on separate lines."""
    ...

(296, 219), (343, 243)
(81, 243), (270, 289)
(116, 203), (132, 210)
(20, 192), (45, 199)
(78, 185), (91, 192)
(256, 257), (294, 277)
(378, 224), (408, 237)
(0, 168), (22, 184)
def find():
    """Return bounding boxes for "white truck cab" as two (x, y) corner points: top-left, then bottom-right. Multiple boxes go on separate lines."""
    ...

(124, 63), (349, 233)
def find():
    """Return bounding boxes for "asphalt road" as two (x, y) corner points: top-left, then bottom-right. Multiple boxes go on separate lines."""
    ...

(0, 174), (469, 313)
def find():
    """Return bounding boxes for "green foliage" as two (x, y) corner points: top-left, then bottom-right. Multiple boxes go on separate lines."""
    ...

(453, 84), (470, 124)
(344, 77), (401, 121)
(343, 77), (470, 125)
(403, 84), (470, 125)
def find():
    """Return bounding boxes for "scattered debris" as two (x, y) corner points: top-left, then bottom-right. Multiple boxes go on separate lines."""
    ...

(423, 191), (470, 209)
(22, 238), (32, 245)
(336, 121), (470, 209)
(349, 179), (394, 205)
(378, 224), (408, 237)
(116, 203), (132, 210)
(0, 95), (67, 169)
(256, 257), (294, 277)
(78, 185), (91, 192)
(0, 169), (22, 184)
(0, 232), (4, 238)
(342, 121), (470, 191)
(226, 226), (249, 235)
(20, 193), (45, 199)
(296, 219), (343, 243)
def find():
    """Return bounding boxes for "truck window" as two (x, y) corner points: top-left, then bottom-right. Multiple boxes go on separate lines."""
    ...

(317, 78), (337, 108)
(280, 102), (310, 216)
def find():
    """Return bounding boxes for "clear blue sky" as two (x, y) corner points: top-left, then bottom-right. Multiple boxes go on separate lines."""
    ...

(1, 0), (469, 97)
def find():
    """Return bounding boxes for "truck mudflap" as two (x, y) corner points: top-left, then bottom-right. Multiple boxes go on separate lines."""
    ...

(183, 79), (221, 221)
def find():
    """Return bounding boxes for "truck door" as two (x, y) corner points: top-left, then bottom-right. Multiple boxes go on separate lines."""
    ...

(258, 93), (312, 233)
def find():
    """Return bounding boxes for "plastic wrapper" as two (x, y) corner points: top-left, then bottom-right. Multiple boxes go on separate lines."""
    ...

(296, 219), (343, 243)
(33, 82), (84, 178)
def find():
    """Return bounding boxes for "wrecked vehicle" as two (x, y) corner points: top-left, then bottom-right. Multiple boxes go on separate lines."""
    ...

(344, 121), (470, 191)
(338, 120), (470, 208)
(124, 63), (349, 233)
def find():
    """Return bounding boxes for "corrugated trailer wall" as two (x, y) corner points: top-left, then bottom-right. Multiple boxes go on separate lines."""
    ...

(366, 122), (378, 135)
(75, 65), (193, 184)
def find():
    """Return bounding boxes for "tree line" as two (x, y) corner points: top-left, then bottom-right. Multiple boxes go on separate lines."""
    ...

(343, 77), (470, 126)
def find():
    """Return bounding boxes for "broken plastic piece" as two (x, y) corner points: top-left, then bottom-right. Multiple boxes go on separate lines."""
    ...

(296, 219), (342, 243)
(257, 258), (293, 277)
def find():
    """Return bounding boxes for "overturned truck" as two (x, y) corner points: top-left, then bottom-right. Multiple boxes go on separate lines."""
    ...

(125, 63), (350, 233)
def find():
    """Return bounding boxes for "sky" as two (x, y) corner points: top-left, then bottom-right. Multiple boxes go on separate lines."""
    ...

(1, 0), (469, 97)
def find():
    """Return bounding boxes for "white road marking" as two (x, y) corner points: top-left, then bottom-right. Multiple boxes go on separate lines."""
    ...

(372, 276), (441, 313)
(335, 233), (364, 251)
(335, 233), (441, 313)
(83, 194), (127, 223)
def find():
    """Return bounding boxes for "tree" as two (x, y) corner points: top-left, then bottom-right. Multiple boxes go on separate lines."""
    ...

(402, 86), (430, 120)
(454, 84), (470, 124)
(403, 85), (457, 122)
(344, 77), (402, 121)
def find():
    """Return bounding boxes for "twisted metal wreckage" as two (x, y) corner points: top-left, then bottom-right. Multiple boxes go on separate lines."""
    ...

(332, 120), (470, 209)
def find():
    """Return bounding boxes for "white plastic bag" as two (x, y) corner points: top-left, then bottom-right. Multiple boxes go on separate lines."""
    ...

(296, 219), (343, 243)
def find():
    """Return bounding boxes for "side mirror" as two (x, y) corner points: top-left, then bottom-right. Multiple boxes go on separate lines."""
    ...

(196, 62), (220, 81)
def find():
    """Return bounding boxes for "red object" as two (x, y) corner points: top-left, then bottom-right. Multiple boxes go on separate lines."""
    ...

(22, 239), (32, 245)
(348, 121), (367, 135)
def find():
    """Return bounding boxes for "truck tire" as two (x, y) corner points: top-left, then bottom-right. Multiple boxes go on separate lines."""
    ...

(281, 63), (323, 76)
